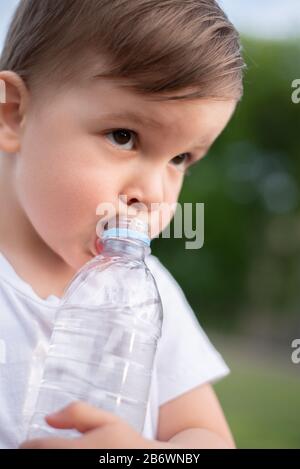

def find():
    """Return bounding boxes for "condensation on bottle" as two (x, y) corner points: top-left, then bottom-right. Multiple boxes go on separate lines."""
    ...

(26, 215), (163, 439)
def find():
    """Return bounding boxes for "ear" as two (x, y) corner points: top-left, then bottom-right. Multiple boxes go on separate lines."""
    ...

(0, 70), (29, 153)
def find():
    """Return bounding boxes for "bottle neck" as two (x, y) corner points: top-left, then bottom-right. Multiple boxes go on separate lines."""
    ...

(101, 237), (151, 260)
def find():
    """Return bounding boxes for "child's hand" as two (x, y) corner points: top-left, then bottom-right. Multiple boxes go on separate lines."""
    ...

(19, 401), (153, 449)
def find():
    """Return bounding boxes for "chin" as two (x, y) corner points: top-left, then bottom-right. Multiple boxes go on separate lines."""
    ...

(76, 251), (95, 269)
(58, 246), (94, 272)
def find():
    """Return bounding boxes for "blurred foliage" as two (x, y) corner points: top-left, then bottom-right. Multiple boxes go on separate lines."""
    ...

(152, 37), (300, 337)
(215, 354), (300, 448)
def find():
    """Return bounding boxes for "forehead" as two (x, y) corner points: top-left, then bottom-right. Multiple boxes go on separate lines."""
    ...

(83, 78), (236, 141)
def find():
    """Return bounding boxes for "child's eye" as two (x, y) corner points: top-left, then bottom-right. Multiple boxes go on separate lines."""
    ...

(105, 129), (136, 150)
(105, 129), (193, 174)
(171, 153), (193, 172)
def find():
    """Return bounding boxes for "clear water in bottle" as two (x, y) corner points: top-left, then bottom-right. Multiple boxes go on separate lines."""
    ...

(27, 215), (163, 440)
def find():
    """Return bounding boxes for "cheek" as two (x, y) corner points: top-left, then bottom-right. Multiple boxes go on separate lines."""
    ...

(15, 140), (112, 256)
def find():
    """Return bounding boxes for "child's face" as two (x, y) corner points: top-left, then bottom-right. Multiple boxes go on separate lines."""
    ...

(2, 74), (236, 270)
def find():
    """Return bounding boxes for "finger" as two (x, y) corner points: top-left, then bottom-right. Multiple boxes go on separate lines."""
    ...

(19, 437), (78, 449)
(45, 401), (119, 433)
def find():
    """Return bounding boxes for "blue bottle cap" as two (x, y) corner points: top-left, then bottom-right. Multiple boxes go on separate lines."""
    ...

(101, 216), (151, 246)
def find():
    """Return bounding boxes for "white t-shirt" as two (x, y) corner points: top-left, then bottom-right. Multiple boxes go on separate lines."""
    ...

(0, 251), (229, 448)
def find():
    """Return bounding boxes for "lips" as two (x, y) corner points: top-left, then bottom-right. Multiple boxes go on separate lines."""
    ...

(95, 237), (103, 255)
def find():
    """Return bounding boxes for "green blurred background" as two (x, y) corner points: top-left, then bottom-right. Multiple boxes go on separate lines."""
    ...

(152, 36), (300, 448)
(1, 0), (299, 450)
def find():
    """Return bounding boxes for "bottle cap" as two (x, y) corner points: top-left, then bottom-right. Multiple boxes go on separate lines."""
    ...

(101, 215), (150, 246)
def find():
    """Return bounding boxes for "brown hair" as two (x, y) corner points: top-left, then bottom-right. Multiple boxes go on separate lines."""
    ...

(0, 0), (245, 101)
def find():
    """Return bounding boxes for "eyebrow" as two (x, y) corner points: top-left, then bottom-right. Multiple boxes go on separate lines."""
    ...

(100, 111), (163, 130)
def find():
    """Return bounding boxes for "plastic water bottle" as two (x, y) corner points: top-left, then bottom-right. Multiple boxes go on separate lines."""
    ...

(27, 215), (163, 439)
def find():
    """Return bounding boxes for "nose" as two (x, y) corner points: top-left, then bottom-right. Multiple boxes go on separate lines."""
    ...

(120, 164), (165, 212)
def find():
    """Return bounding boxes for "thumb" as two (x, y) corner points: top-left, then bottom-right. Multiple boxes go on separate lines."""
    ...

(45, 401), (119, 433)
